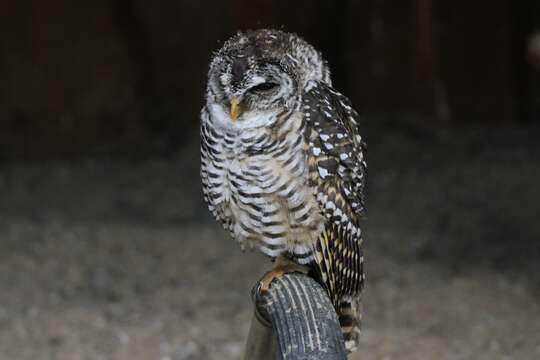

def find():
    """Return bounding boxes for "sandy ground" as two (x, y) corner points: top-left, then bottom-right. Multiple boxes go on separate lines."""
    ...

(1, 219), (538, 360)
(0, 125), (539, 359)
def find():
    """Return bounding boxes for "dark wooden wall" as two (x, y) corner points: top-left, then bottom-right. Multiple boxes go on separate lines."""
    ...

(0, 0), (535, 159)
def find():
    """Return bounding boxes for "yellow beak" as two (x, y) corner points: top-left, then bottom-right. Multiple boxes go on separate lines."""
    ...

(230, 96), (242, 121)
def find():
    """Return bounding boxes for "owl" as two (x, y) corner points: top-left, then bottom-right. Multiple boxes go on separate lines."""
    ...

(200, 29), (366, 353)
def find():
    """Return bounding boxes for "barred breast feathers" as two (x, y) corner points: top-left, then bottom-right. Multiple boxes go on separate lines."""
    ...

(201, 102), (325, 262)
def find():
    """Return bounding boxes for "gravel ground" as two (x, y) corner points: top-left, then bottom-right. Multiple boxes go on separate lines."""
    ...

(0, 125), (539, 359)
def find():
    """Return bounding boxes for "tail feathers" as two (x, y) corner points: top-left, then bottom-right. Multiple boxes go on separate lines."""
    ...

(337, 296), (362, 353)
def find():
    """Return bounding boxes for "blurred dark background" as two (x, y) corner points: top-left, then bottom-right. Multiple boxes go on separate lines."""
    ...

(1, 1), (539, 359)
(1, 0), (539, 158)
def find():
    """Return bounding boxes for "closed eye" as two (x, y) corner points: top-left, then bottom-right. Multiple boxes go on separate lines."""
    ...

(250, 82), (279, 92)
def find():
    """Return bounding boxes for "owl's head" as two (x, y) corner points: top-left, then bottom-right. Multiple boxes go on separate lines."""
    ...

(206, 29), (330, 125)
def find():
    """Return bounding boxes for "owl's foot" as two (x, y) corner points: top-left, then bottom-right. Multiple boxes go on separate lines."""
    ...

(259, 256), (309, 292)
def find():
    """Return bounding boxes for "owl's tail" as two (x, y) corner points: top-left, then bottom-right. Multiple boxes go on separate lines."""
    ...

(308, 258), (362, 353)
(310, 224), (364, 353)
(336, 295), (362, 353)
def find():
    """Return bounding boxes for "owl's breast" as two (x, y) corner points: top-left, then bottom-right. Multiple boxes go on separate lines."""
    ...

(203, 115), (324, 262)
(202, 107), (324, 262)
(227, 150), (324, 261)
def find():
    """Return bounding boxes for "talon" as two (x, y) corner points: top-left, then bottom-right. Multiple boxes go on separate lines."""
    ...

(259, 256), (309, 292)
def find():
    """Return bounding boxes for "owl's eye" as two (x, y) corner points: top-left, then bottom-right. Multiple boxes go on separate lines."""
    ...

(250, 82), (279, 92)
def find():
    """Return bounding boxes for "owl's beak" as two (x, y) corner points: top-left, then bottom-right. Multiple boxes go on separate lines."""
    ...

(230, 96), (242, 121)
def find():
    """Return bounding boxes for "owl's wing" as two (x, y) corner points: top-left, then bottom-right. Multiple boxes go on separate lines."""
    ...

(302, 80), (366, 300)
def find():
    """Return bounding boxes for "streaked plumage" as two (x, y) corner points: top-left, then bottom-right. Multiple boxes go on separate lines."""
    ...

(200, 29), (366, 352)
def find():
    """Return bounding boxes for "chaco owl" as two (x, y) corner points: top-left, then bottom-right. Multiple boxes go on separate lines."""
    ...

(200, 29), (366, 352)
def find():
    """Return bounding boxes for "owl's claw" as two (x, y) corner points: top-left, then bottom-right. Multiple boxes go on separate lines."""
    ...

(259, 256), (309, 292)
